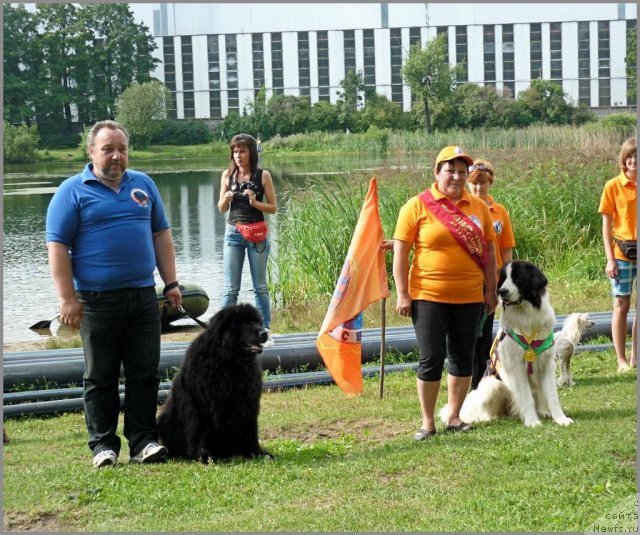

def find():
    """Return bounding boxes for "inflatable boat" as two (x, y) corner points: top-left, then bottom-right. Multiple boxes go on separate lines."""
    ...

(156, 283), (210, 325)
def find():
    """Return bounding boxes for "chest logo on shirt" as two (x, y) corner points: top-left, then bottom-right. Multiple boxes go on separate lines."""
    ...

(469, 215), (481, 229)
(131, 188), (150, 207)
(493, 220), (503, 234)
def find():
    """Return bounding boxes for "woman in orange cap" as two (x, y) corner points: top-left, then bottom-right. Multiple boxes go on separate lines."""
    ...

(393, 146), (498, 440)
(466, 159), (515, 389)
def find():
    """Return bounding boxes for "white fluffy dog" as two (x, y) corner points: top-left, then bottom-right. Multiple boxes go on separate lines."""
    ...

(555, 313), (595, 387)
(442, 261), (573, 427)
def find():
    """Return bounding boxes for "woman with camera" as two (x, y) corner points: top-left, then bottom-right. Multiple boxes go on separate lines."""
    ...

(218, 134), (278, 343)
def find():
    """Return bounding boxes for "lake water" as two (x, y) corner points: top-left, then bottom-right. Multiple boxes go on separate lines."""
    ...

(3, 153), (428, 344)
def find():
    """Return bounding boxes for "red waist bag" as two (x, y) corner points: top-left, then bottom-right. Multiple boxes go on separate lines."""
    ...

(236, 221), (268, 243)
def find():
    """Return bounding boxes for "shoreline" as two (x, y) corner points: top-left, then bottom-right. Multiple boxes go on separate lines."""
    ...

(3, 329), (202, 354)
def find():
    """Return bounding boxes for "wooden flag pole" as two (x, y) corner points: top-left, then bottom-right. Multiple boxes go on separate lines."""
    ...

(379, 297), (387, 399)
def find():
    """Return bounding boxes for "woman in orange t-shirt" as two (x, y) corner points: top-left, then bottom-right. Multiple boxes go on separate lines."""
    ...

(598, 137), (637, 371)
(466, 159), (515, 389)
(393, 146), (497, 440)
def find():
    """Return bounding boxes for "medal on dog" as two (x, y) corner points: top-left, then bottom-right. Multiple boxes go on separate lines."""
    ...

(523, 348), (536, 362)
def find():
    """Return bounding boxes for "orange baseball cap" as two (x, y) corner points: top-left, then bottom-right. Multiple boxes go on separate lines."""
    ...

(434, 145), (473, 167)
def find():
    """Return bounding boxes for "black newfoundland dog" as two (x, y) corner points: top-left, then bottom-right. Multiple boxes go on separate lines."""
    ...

(157, 303), (273, 462)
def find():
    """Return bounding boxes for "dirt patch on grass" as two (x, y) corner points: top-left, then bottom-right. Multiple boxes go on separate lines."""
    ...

(263, 416), (406, 444)
(4, 511), (76, 532)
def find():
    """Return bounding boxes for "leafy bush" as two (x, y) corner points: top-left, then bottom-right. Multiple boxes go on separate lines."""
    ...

(598, 112), (637, 129)
(3, 122), (40, 163)
(571, 104), (597, 126)
(151, 120), (212, 145)
(115, 81), (173, 147)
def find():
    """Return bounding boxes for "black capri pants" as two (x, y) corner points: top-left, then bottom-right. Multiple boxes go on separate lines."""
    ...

(411, 300), (484, 381)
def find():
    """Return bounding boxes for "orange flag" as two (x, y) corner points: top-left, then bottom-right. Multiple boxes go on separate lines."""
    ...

(316, 177), (389, 395)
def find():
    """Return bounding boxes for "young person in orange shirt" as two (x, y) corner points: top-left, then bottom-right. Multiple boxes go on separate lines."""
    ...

(466, 159), (515, 389)
(598, 137), (637, 371)
(393, 146), (497, 440)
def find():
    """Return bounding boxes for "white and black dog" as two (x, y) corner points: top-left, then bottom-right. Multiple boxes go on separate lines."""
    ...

(555, 313), (595, 387)
(444, 260), (573, 427)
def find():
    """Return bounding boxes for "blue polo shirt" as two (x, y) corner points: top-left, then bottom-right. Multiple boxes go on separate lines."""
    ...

(46, 163), (170, 291)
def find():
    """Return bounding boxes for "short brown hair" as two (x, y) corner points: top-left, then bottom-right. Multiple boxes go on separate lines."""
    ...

(86, 120), (129, 154)
(618, 137), (637, 172)
(467, 159), (495, 184)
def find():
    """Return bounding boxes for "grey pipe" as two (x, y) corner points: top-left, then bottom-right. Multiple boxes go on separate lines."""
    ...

(2, 343), (624, 414)
(3, 362), (420, 418)
(4, 311), (630, 363)
(3, 312), (633, 391)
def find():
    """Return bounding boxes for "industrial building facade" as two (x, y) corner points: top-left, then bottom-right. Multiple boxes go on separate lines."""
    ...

(129, 3), (638, 121)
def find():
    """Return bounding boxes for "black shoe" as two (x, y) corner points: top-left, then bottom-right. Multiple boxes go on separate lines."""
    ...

(414, 429), (437, 441)
(445, 422), (474, 433)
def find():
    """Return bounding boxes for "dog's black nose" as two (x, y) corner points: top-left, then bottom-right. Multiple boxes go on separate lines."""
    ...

(258, 329), (268, 343)
(498, 288), (509, 297)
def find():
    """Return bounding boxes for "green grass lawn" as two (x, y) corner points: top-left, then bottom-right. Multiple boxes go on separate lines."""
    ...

(3, 348), (636, 532)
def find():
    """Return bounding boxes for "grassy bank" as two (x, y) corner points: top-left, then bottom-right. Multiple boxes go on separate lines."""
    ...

(35, 142), (229, 163)
(33, 123), (635, 164)
(4, 349), (636, 532)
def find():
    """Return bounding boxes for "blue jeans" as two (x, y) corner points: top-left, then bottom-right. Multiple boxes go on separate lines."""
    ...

(77, 286), (161, 458)
(222, 223), (271, 328)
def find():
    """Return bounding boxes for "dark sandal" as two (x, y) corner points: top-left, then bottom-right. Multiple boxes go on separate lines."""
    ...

(445, 422), (474, 432)
(414, 429), (437, 441)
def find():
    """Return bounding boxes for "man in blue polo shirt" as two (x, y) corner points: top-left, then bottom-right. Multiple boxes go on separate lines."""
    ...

(46, 120), (182, 468)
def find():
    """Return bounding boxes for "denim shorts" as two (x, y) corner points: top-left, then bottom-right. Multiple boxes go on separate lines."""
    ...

(610, 259), (637, 297)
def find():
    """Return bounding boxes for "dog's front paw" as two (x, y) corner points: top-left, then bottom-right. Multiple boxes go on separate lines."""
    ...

(554, 416), (573, 426)
(259, 449), (275, 460)
(524, 418), (542, 427)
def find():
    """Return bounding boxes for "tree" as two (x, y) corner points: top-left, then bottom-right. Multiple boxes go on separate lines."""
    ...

(402, 33), (459, 132)
(266, 94), (312, 136)
(517, 79), (573, 125)
(360, 93), (407, 130)
(115, 81), (173, 147)
(3, 5), (42, 125)
(3, 3), (159, 141)
(336, 70), (366, 130)
(626, 26), (637, 102)
(78, 4), (159, 121)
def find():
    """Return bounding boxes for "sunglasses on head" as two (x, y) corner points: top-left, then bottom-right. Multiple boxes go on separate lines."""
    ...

(469, 164), (492, 174)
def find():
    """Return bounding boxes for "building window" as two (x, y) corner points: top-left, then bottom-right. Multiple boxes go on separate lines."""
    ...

(271, 32), (284, 95)
(298, 32), (310, 97)
(530, 23), (542, 79)
(502, 24), (515, 97)
(252, 33), (264, 99)
(226, 34), (239, 114)
(181, 36), (194, 118)
(344, 30), (356, 74)
(317, 31), (330, 102)
(363, 29), (376, 89)
(163, 37), (177, 119)
(550, 22), (562, 81)
(455, 26), (468, 82)
(437, 26), (449, 64)
(409, 26), (421, 47)
(208, 35), (221, 119)
(483, 25), (496, 87)
(390, 28), (403, 105)
(598, 21), (610, 106)
(577, 21), (590, 106)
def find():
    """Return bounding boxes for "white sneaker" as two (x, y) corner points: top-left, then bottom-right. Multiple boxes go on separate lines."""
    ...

(129, 442), (168, 464)
(263, 330), (275, 348)
(93, 449), (118, 468)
